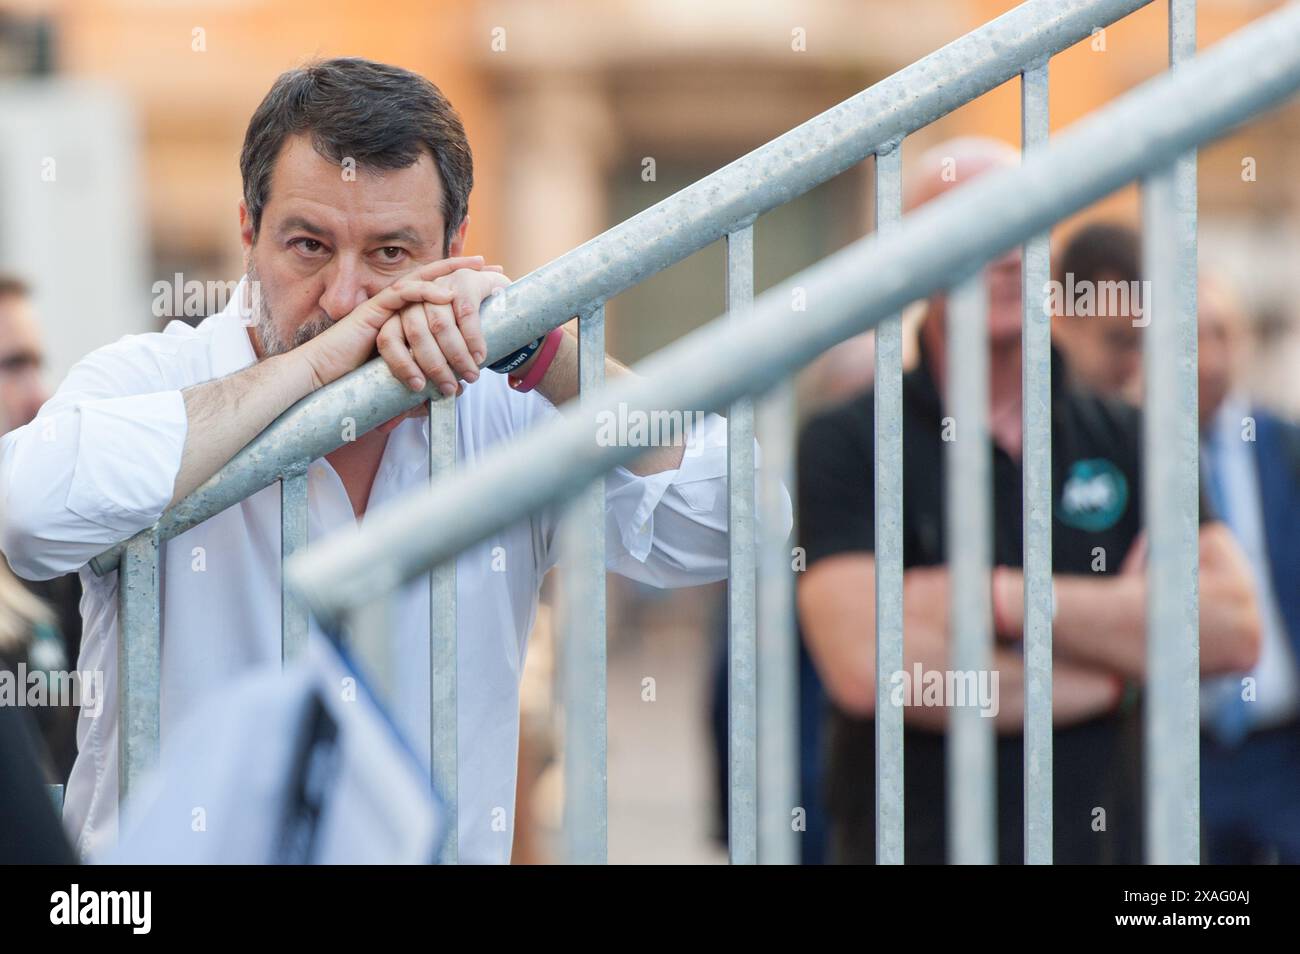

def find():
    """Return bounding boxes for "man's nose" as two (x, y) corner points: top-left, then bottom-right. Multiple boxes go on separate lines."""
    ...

(319, 260), (374, 322)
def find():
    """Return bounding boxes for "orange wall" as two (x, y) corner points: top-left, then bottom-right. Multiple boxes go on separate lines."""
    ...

(56, 0), (502, 272)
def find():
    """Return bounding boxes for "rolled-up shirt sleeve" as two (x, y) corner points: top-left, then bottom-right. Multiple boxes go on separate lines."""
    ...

(1, 339), (189, 580)
(509, 382), (795, 591)
(601, 411), (793, 588)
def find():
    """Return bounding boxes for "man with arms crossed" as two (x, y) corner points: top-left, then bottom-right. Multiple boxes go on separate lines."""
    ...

(798, 138), (1260, 863)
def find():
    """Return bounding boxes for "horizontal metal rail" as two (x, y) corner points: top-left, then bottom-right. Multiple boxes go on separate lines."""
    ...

(87, 0), (1151, 578)
(287, 2), (1300, 622)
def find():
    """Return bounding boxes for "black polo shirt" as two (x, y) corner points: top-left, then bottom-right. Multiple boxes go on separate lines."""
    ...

(797, 337), (1210, 864)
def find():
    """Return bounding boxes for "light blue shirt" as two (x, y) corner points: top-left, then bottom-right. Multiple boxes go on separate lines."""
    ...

(1200, 394), (1299, 736)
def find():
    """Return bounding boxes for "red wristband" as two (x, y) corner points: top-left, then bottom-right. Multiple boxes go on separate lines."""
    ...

(509, 327), (564, 393)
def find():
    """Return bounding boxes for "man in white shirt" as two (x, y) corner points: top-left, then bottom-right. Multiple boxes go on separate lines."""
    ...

(0, 58), (774, 863)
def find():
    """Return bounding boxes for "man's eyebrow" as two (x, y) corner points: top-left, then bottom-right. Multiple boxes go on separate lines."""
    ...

(0, 349), (42, 371)
(369, 227), (425, 245)
(277, 216), (332, 238)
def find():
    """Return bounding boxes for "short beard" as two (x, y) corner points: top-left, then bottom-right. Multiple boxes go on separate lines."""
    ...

(248, 261), (334, 359)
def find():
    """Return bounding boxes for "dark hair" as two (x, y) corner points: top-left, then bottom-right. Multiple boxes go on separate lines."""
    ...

(0, 274), (30, 299)
(239, 57), (473, 254)
(1056, 222), (1141, 286)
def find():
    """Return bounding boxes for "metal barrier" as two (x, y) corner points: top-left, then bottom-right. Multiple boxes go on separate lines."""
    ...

(95, 0), (1300, 863)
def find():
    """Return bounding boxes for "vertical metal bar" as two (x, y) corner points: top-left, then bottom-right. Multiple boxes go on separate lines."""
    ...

(1020, 60), (1054, 866)
(562, 307), (608, 864)
(118, 530), (161, 807)
(1143, 0), (1200, 866)
(946, 273), (996, 865)
(281, 470), (309, 666)
(757, 382), (797, 865)
(428, 395), (458, 864)
(726, 224), (758, 865)
(873, 143), (906, 866)
(346, 596), (393, 701)
(48, 783), (64, 815)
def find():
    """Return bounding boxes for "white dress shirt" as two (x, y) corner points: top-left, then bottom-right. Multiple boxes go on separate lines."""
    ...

(0, 282), (780, 863)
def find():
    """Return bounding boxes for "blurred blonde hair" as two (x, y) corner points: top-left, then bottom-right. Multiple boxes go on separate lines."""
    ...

(0, 558), (53, 657)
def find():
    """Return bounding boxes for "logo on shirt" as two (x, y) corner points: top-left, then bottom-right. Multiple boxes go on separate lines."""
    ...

(1059, 458), (1129, 532)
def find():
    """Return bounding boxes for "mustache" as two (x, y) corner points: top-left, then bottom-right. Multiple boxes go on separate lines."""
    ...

(253, 298), (334, 357)
(290, 314), (335, 348)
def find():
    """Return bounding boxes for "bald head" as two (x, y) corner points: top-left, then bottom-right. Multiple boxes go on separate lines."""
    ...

(904, 136), (1020, 212)
(906, 137), (1023, 350)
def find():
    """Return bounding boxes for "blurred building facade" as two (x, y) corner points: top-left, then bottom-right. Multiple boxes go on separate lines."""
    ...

(0, 0), (1295, 404)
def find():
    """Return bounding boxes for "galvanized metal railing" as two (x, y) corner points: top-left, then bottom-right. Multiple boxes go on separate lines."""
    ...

(287, 0), (1300, 865)
(93, 0), (1300, 863)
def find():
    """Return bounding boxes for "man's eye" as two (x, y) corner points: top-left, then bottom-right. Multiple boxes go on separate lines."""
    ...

(378, 246), (407, 262)
(291, 238), (325, 254)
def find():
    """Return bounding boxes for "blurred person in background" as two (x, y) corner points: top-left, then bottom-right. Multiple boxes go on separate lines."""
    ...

(0, 678), (76, 863)
(0, 276), (50, 432)
(1197, 272), (1300, 863)
(0, 274), (80, 781)
(797, 137), (1261, 863)
(1049, 222), (1145, 404)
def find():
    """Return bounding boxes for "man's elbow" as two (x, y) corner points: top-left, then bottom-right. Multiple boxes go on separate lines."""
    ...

(825, 666), (876, 718)
(807, 642), (876, 717)
(1, 487), (87, 581)
(1, 524), (65, 582)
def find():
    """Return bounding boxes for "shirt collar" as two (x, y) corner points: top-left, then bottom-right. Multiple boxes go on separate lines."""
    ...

(203, 275), (259, 378)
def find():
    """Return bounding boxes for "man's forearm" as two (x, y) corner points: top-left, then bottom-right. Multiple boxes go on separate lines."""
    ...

(169, 351), (314, 506)
(1047, 574), (1148, 679)
(801, 559), (1120, 729)
(1006, 566), (1257, 680)
(899, 617), (1120, 734)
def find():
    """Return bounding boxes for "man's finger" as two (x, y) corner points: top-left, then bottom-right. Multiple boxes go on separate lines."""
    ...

(376, 316), (427, 392)
(401, 302), (458, 395)
(386, 280), (457, 308)
(409, 256), (485, 281)
(453, 294), (488, 366)
(425, 300), (478, 383)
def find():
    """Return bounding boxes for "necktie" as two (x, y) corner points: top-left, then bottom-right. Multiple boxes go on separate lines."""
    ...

(1203, 432), (1252, 747)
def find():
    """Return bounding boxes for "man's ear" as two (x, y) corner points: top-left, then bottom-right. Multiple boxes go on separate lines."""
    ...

(238, 200), (255, 257)
(446, 215), (470, 258)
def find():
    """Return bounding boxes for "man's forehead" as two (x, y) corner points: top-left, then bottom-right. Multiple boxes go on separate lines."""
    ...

(0, 297), (43, 345)
(264, 133), (445, 237)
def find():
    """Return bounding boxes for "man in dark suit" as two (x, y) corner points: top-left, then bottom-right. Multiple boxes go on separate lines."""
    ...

(1198, 273), (1300, 864)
